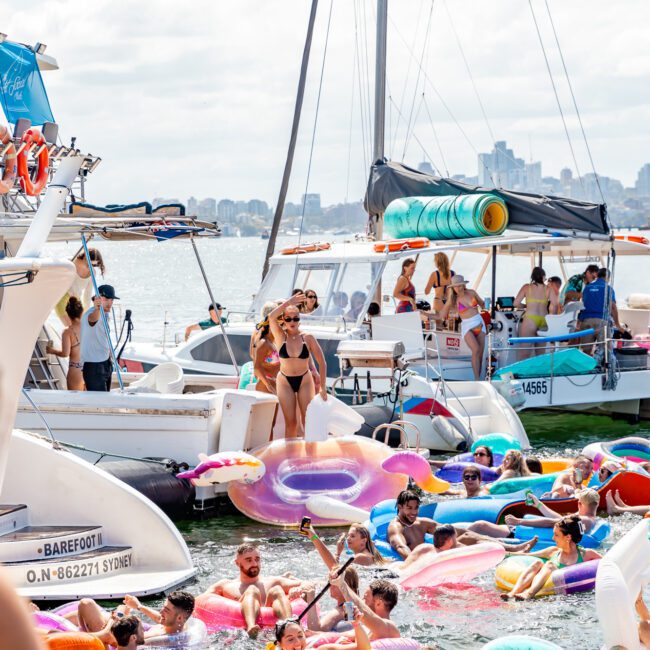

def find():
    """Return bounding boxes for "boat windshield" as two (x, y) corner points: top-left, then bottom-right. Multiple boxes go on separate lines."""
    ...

(252, 259), (385, 327)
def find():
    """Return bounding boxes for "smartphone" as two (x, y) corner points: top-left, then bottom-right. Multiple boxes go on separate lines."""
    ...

(343, 601), (354, 622)
(299, 516), (311, 536)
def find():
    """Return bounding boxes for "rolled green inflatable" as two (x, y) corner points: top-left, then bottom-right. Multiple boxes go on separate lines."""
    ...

(384, 193), (508, 241)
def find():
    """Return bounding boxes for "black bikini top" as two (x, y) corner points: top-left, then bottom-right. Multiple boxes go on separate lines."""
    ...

(279, 335), (310, 359)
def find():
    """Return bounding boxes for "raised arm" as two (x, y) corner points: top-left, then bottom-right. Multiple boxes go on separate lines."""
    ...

(306, 526), (338, 570)
(269, 293), (304, 342)
(123, 595), (161, 623)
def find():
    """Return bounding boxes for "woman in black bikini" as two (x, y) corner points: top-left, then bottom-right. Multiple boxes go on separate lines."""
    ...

(269, 293), (327, 438)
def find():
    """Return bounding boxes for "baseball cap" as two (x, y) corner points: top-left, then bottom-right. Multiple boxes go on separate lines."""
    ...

(98, 284), (119, 300)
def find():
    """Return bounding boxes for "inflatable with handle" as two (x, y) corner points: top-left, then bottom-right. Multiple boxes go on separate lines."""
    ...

(176, 451), (265, 487)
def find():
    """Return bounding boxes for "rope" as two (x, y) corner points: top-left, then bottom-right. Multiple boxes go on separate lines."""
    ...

(423, 95), (449, 177)
(297, 0), (334, 253)
(528, 0), (584, 194)
(353, 0), (370, 174)
(542, 0), (606, 207)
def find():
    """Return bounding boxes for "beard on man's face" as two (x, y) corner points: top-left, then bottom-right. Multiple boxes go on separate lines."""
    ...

(242, 565), (260, 578)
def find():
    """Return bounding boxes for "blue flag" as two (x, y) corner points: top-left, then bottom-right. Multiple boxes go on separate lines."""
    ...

(0, 41), (54, 125)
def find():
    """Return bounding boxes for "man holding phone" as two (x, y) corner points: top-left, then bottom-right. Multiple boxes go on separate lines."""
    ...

(81, 284), (118, 391)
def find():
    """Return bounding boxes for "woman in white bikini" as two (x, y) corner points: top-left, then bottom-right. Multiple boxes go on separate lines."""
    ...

(437, 275), (486, 380)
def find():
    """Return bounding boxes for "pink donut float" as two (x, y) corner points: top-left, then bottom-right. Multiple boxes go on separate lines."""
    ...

(307, 632), (420, 648)
(193, 593), (307, 632)
(228, 437), (408, 526)
(34, 611), (77, 633)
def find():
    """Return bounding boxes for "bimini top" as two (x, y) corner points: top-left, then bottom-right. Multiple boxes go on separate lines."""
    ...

(269, 231), (650, 267)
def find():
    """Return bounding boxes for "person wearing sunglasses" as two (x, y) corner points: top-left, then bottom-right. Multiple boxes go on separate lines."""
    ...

(472, 446), (494, 468)
(302, 289), (321, 315)
(269, 293), (327, 438)
(460, 467), (490, 498)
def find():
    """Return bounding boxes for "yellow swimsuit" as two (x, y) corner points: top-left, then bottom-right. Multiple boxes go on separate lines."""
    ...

(524, 286), (549, 329)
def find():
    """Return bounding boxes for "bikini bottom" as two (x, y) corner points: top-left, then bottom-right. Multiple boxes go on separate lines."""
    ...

(281, 370), (309, 393)
(524, 313), (548, 329)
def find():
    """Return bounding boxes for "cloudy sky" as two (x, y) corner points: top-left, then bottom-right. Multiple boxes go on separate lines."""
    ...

(4, 0), (650, 208)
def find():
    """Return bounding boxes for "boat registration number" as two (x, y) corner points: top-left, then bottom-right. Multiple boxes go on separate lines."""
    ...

(521, 379), (548, 395)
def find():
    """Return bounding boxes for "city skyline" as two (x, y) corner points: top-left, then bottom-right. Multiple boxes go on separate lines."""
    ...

(3, 1), (649, 208)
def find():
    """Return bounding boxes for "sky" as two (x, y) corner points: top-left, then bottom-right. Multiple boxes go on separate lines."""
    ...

(3, 0), (650, 208)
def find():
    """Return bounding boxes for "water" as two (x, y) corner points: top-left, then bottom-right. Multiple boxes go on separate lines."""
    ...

(41, 236), (648, 648)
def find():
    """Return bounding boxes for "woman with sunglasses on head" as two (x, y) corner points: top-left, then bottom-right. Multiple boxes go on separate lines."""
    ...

(269, 293), (327, 438)
(499, 515), (601, 601)
(437, 275), (486, 380)
(55, 247), (106, 326)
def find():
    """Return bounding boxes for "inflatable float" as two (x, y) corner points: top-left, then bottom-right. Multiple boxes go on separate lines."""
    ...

(482, 636), (562, 650)
(583, 436), (650, 469)
(307, 633), (420, 649)
(35, 611), (77, 633)
(596, 517), (650, 650)
(398, 542), (505, 590)
(194, 593), (306, 632)
(495, 555), (600, 597)
(511, 515), (610, 550)
(144, 618), (208, 649)
(228, 437), (408, 526)
(45, 633), (104, 649)
(382, 450), (450, 493)
(176, 450), (265, 486)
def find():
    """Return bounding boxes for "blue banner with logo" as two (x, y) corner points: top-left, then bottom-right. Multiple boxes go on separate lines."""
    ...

(0, 41), (54, 125)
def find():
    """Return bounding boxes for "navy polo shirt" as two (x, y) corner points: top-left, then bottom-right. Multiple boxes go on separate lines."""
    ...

(579, 278), (615, 321)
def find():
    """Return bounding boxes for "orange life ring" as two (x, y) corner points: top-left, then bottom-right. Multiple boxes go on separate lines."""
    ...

(0, 124), (17, 194)
(615, 234), (649, 245)
(17, 127), (50, 196)
(373, 237), (430, 253)
(281, 241), (331, 255)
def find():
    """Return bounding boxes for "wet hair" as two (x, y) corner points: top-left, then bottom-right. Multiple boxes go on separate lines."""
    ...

(367, 302), (381, 317)
(576, 487), (599, 508)
(401, 258), (415, 273)
(556, 515), (584, 544)
(111, 615), (141, 646)
(396, 489), (421, 508)
(584, 264), (599, 276)
(434, 252), (451, 279)
(349, 524), (386, 566)
(473, 445), (494, 466)
(547, 276), (562, 288)
(531, 267), (546, 285)
(369, 579), (398, 612)
(167, 591), (195, 620)
(433, 524), (456, 549)
(525, 456), (543, 474)
(237, 542), (258, 556)
(76, 248), (105, 275)
(65, 296), (84, 320)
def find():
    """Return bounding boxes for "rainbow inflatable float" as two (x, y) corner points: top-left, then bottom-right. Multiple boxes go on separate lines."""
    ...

(228, 437), (408, 526)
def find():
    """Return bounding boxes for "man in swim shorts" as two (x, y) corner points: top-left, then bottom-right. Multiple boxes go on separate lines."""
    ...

(76, 590), (194, 645)
(203, 542), (302, 638)
(329, 570), (401, 644)
(387, 490), (537, 559)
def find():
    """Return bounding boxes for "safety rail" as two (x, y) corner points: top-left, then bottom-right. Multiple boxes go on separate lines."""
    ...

(371, 420), (422, 453)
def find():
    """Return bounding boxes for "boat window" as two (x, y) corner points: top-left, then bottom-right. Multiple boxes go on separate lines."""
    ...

(189, 333), (251, 367)
(324, 261), (383, 324)
(292, 264), (337, 312)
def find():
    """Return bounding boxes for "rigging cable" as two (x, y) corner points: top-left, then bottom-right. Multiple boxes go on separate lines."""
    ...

(402, 0), (435, 162)
(353, 0), (370, 172)
(345, 18), (359, 204)
(297, 0), (335, 253)
(542, 0), (606, 207)
(442, 0), (497, 148)
(423, 94), (449, 176)
(528, 0), (584, 194)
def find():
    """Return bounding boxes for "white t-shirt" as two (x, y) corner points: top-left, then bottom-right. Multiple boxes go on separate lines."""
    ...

(80, 307), (111, 363)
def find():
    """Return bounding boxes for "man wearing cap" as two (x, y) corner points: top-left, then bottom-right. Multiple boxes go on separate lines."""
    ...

(184, 303), (226, 341)
(81, 284), (118, 391)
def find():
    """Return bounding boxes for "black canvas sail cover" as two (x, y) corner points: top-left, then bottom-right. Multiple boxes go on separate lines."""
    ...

(364, 161), (609, 236)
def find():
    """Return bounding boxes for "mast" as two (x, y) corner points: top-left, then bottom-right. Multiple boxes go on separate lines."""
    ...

(369, 0), (387, 242)
(262, 0), (319, 279)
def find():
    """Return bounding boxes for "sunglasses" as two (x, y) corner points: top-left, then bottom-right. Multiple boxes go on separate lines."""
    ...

(473, 451), (488, 457)
(284, 317), (300, 323)
(463, 474), (479, 480)
(306, 294), (317, 299)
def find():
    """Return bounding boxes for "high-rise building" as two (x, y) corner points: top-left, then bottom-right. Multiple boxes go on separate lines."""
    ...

(560, 168), (573, 187)
(301, 193), (322, 216)
(248, 199), (269, 216)
(635, 163), (650, 197)
(478, 141), (526, 189)
(187, 196), (198, 214)
(198, 198), (217, 220)
(218, 199), (236, 222)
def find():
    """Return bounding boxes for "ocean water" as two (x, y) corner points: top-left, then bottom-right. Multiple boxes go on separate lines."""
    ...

(41, 235), (649, 648)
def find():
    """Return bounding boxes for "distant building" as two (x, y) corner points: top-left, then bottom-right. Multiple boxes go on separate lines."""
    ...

(560, 167), (573, 187)
(235, 200), (248, 216)
(301, 193), (322, 216)
(635, 163), (650, 197)
(478, 141), (526, 189)
(417, 161), (435, 175)
(198, 198), (217, 220)
(218, 199), (236, 222)
(187, 196), (198, 214)
(525, 162), (542, 192)
(248, 199), (270, 216)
